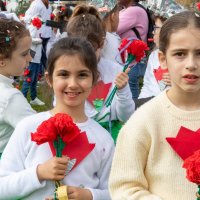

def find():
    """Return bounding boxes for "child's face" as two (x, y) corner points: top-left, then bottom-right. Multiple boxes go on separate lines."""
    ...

(48, 54), (93, 112)
(159, 27), (200, 95)
(1, 36), (32, 77)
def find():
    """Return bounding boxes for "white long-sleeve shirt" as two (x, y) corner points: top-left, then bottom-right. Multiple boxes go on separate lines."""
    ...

(85, 57), (135, 123)
(139, 49), (162, 99)
(0, 74), (35, 153)
(28, 24), (42, 63)
(0, 111), (114, 200)
(24, 0), (52, 38)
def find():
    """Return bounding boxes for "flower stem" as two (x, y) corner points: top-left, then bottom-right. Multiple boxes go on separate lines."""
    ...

(105, 54), (135, 107)
(197, 185), (200, 200)
(53, 136), (65, 200)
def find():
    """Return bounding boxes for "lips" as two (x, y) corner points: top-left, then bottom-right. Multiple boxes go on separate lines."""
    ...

(183, 74), (199, 84)
(183, 74), (199, 79)
(64, 92), (81, 97)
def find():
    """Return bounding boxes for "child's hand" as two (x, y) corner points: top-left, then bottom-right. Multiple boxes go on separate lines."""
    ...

(37, 156), (69, 181)
(114, 68), (130, 90)
(162, 72), (171, 86)
(67, 186), (93, 200)
(45, 186), (92, 200)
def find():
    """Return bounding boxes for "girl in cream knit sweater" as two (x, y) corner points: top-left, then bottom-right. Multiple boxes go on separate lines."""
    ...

(109, 11), (200, 200)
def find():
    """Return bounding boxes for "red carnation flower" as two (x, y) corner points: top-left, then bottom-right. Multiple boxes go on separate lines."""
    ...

(61, 6), (65, 12)
(31, 17), (42, 29)
(183, 149), (200, 184)
(24, 69), (30, 76)
(127, 40), (149, 62)
(118, 38), (129, 52)
(197, 2), (200, 11)
(50, 13), (55, 20)
(31, 113), (81, 145)
(53, 113), (81, 143)
(31, 118), (58, 144)
(26, 77), (32, 83)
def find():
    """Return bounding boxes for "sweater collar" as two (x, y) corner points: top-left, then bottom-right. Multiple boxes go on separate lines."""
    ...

(162, 90), (200, 120)
(0, 74), (14, 87)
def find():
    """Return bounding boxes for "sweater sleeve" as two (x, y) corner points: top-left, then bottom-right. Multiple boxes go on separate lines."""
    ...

(3, 90), (36, 128)
(0, 121), (45, 199)
(109, 113), (162, 200)
(115, 84), (135, 122)
(88, 138), (115, 200)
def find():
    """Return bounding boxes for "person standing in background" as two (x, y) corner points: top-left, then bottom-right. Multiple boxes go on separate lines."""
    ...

(117, 0), (149, 99)
(24, 0), (53, 77)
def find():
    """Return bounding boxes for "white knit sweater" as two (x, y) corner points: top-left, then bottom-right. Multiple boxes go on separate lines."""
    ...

(109, 91), (199, 200)
(0, 111), (114, 200)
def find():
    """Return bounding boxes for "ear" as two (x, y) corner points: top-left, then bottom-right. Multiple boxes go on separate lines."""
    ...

(45, 71), (53, 88)
(158, 50), (167, 70)
(0, 57), (6, 68)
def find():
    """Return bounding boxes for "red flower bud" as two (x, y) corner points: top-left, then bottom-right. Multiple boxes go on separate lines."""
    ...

(26, 77), (32, 83)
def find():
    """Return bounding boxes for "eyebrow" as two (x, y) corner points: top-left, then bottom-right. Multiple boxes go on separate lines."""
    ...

(20, 49), (30, 55)
(171, 48), (200, 52)
(56, 69), (92, 73)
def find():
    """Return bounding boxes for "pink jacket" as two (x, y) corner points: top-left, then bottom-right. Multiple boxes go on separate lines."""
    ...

(117, 6), (148, 41)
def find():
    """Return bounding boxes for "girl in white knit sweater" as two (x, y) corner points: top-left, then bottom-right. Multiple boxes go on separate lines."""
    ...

(109, 11), (200, 200)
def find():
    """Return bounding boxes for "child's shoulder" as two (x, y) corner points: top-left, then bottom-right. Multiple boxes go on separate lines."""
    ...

(16, 111), (50, 131)
(133, 92), (168, 119)
(77, 118), (114, 145)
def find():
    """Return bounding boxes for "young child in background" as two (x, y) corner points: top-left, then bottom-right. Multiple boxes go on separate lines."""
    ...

(66, 4), (135, 142)
(0, 37), (114, 200)
(102, 5), (122, 63)
(136, 15), (170, 108)
(109, 11), (200, 199)
(21, 16), (45, 106)
(0, 18), (36, 157)
(139, 15), (170, 99)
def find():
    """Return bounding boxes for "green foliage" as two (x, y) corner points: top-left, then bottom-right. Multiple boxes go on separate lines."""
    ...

(15, 0), (30, 16)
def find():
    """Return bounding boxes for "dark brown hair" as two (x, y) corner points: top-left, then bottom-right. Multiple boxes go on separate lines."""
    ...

(66, 4), (106, 50)
(47, 37), (99, 84)
(159, 11), (200, 54)
(0, 18), (30, 58)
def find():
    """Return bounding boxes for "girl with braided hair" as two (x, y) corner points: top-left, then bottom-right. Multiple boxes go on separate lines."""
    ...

(0, 18), (35, 157)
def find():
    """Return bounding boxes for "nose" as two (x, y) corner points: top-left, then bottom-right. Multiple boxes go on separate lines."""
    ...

(185, 55), (197, 71)
(68, 77), (78, 88)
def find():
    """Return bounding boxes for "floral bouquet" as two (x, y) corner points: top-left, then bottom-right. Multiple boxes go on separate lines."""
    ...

(105, 38), (149, 107)
(166, 126), (200, 199)
(31, 113), (95, 200)
(183, 150), (200, 200)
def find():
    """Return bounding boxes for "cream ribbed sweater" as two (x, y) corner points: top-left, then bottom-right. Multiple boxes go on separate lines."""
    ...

(109, 91), (199, 200)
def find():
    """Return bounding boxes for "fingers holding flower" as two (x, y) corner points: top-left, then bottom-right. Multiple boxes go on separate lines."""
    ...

(37, 156), (70, 181)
